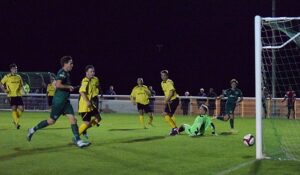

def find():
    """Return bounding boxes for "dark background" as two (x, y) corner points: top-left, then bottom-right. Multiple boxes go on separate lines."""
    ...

(0, 0), (298, 96)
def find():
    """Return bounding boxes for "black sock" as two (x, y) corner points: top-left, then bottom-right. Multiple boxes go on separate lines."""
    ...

(34, 120), (49, 131)
(71, 124), (80, 141)
(211, 123), (216, 134)
(217, 116), (224, 121)
(229, 118), (234, 129)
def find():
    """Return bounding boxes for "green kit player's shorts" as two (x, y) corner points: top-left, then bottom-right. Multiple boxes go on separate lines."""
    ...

(50, 96), (74, 120)
(225, 102), (236, 115)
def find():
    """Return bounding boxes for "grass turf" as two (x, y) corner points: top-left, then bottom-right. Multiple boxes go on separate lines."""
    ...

(0, 111), (299, 175)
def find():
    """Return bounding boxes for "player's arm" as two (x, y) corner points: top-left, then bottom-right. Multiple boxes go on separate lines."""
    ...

(0, 82), (7, 93)
(0, 76), (8, 93)
(80, 91), (92, 108)
(281, 94), (287, 102)
(55, 80), (74, 91)
(165, 89), (175, 103)
(130, 88), (136, 105)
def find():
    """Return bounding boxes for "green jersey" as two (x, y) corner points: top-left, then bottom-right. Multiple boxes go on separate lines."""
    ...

(224, 88), (243, 104)
(50, 68), (74, 120)
(54, 68), (72, 100)
(184, 115), (214, 137)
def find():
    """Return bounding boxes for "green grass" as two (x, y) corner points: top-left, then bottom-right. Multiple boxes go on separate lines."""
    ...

(0, 111), (299, 175)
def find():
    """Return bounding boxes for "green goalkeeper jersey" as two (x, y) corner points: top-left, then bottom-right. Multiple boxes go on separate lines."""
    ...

(184, 115), (214, 137)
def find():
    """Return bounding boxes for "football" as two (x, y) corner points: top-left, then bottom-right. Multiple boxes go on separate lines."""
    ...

(243, 134), (255, 146)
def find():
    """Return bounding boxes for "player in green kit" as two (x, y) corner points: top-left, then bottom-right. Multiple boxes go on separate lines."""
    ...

(215, 79), (243, 132)
(27, 56), (91, 148)
(178, 104), (216, 136)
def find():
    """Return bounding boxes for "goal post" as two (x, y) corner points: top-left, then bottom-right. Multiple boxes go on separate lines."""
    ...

(255, 15), (263, 159)
(255, 15), (300, 160)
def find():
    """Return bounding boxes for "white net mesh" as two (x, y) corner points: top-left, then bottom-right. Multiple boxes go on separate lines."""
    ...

(261, 17), (300, 160)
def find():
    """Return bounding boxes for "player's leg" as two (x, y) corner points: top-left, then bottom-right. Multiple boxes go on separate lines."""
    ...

(292, 105), (296, 119)
(79, 112), (92, 139)
(168, 99), (179, 135)
(11, 104), (19, 129)
(287, 105), (291, 119)
(144, 104), (153, 126)
(67, 114), (91, 148)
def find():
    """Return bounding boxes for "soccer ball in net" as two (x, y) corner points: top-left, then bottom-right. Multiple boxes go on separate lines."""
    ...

(243, 134), (255, 147)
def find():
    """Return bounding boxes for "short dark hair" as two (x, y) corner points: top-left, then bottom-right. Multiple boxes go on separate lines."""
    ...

(60, 56), (73, 67)
(85, 65), (95, 72)
(160, 69), (169, 75)
(9, 63), (17, 69)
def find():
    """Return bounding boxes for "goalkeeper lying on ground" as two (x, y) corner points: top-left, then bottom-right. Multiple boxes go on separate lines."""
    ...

(178, 104), (216, 136)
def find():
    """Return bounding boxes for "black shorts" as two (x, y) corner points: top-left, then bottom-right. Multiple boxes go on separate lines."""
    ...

(164, 98), (179, 116)
(9, 97), (23, 106)
(80, 108), (99, 122)
(48, 96), (53, 106)
(92, 96), (99, 109)
(137, 103), (151, 113)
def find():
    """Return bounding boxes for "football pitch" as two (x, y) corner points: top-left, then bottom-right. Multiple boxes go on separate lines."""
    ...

(0, 112), (300, 175)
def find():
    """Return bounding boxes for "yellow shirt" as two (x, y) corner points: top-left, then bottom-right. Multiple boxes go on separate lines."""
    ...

(1, 73), (23, 97)
(78, 77), (93, 113)
(90, 76), (100, 98)
(130, 85), (150, 105)
(161, 79), (178, 101)
(47, 83), (56, 96)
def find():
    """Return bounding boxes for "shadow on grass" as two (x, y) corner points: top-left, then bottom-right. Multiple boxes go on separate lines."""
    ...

(0, 144), (73, 161)
(43, 127), (70, 130)
(122, 136), (166, 143)
(247, 160), (262, 175)
(108, 128), (145, 131)
(219, 132), (237, 136)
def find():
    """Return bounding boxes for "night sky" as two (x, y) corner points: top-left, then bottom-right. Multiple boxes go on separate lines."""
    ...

(0, 0), (298, 96)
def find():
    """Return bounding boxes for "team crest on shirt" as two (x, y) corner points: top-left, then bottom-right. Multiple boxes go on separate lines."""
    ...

(59, 73), (66, 78)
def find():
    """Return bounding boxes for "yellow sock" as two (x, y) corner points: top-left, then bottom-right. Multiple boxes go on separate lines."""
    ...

(165, 115), (176, 128)
(90, 119), (97, 126)
(17, 109), (22, 123)
(148, 116), (153, 124)
(171, 116), (176, 124)
(139, 115), (145, 128)
(79, 123), (89, 135)
(12, 111), (18, 125)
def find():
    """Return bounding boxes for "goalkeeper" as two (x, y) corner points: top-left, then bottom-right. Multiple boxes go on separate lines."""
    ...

(178, 104), (216, 137)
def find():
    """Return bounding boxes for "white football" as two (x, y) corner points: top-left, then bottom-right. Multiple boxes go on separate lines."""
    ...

(243, 134), (255, 146)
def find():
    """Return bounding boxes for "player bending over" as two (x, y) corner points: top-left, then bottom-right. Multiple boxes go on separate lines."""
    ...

(215, 79), (243, 132)
(27, 56), (90, 148)
(178, 104), (216, 137)
(78, 65), (102, 139)
(130, 78), (154, 129)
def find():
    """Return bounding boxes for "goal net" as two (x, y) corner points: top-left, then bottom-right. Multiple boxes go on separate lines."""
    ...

(255, 16), (300, 160)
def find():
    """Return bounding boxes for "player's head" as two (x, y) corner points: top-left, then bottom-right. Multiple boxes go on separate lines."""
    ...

(199, 104), (208, 115)
(230, 79), (238, 88)
(60, 56), (73, 71)
(209, 88), (214, 93)
(184, 91), (190, 96)
(9, 63), (17, 74)
(85, 65), (95, 79)
(50, 76), (55, 83)
(137, 78), (143, 86)
(200, 88), (204, 92)
(149, 86), (153, 90)
(160, 70), (169, 81)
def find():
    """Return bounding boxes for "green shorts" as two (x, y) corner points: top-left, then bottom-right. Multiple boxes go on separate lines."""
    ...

(50, 98), (74, 120)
